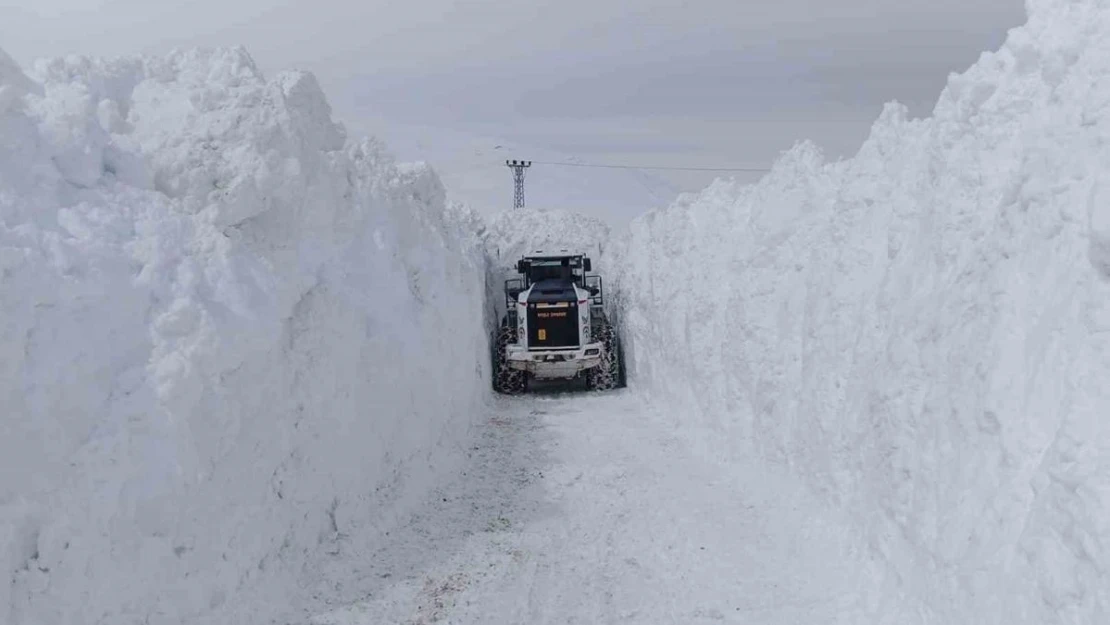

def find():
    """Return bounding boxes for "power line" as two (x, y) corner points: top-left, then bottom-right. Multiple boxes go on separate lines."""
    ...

(528, 160), (771, 173)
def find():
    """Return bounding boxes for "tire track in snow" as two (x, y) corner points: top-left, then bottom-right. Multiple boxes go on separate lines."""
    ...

(304, 398), (553, 624)
(310, 390), (869, 624)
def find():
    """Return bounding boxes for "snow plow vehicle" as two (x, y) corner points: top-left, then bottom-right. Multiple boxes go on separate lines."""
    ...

(493, 251), (623, 394)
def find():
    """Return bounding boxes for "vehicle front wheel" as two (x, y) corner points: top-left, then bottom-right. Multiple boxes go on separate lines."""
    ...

(493, 319), (527, 394)
(585, 319), (621, 391)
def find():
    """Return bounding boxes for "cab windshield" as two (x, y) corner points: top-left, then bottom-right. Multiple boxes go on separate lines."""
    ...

(528, 258), (580, 283)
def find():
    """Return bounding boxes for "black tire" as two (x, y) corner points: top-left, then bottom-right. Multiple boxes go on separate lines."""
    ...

(586, 316), (621, 391)
(493, 318), (527, 394)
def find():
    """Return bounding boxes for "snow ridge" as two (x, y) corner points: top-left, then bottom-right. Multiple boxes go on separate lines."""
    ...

(615, 1), (1110, 622)
(1, 48), (489, 625)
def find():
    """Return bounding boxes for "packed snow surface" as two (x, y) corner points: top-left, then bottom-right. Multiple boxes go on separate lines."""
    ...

(309, 392), (869, 625)
(616, 0), (1110, 622)
(0, 47), (489, 624)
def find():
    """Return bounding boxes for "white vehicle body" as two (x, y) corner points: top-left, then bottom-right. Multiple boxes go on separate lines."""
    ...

(506, 282), (604, 379)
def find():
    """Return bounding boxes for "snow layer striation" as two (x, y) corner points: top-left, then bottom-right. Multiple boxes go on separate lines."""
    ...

(0, 47), (489, 625)
(616, 1), (1110, 622)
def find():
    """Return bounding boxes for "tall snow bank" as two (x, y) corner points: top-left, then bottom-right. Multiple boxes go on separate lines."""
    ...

(1, 47), (489, 625)
(616, 1), (1110, 622)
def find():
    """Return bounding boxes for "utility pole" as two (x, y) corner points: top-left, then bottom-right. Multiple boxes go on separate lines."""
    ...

(506, 160), (531, 209)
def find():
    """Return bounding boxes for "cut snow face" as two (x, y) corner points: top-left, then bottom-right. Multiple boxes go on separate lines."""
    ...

(0, 47), (489, 625)
(615, 0), (1110, 622)
(484, 207), (611, 269)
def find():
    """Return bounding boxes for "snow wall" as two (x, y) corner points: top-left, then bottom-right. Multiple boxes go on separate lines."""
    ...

(0, 48), (489, 625)
(616, 0), (1110, 622)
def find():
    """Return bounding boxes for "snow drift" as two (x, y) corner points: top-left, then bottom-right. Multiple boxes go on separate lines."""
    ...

(616, 0), (1110, 622)
(0, 48), (488, 625)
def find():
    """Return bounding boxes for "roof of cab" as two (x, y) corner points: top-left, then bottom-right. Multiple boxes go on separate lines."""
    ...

(524, 249), (584, 260)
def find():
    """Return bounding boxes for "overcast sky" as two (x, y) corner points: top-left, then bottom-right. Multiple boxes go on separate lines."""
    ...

(1, 0), (1026, 219)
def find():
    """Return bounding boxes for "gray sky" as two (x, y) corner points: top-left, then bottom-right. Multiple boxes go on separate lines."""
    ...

(1, 0), (1026, 221)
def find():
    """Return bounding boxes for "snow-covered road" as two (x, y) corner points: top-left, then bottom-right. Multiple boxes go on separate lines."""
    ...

(310, 391), (868, 624)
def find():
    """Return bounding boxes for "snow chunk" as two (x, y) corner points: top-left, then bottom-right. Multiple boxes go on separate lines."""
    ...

(0, 48), (38, 111)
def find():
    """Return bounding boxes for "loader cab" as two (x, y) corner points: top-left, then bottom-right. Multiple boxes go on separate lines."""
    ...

(493, 248), (622, 394)
(504, 250), (603, 319)
(516, 253), (592, 288)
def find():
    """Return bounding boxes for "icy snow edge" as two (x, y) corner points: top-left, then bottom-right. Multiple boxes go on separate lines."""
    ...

(0, 47), (490, 625)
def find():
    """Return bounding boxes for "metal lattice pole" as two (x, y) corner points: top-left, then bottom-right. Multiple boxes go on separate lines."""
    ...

(506, 160), (531, 209)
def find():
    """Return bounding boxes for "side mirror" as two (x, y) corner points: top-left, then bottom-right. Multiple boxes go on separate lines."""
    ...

(516, 260), (530, 274)
(583, 258), (592, 272)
